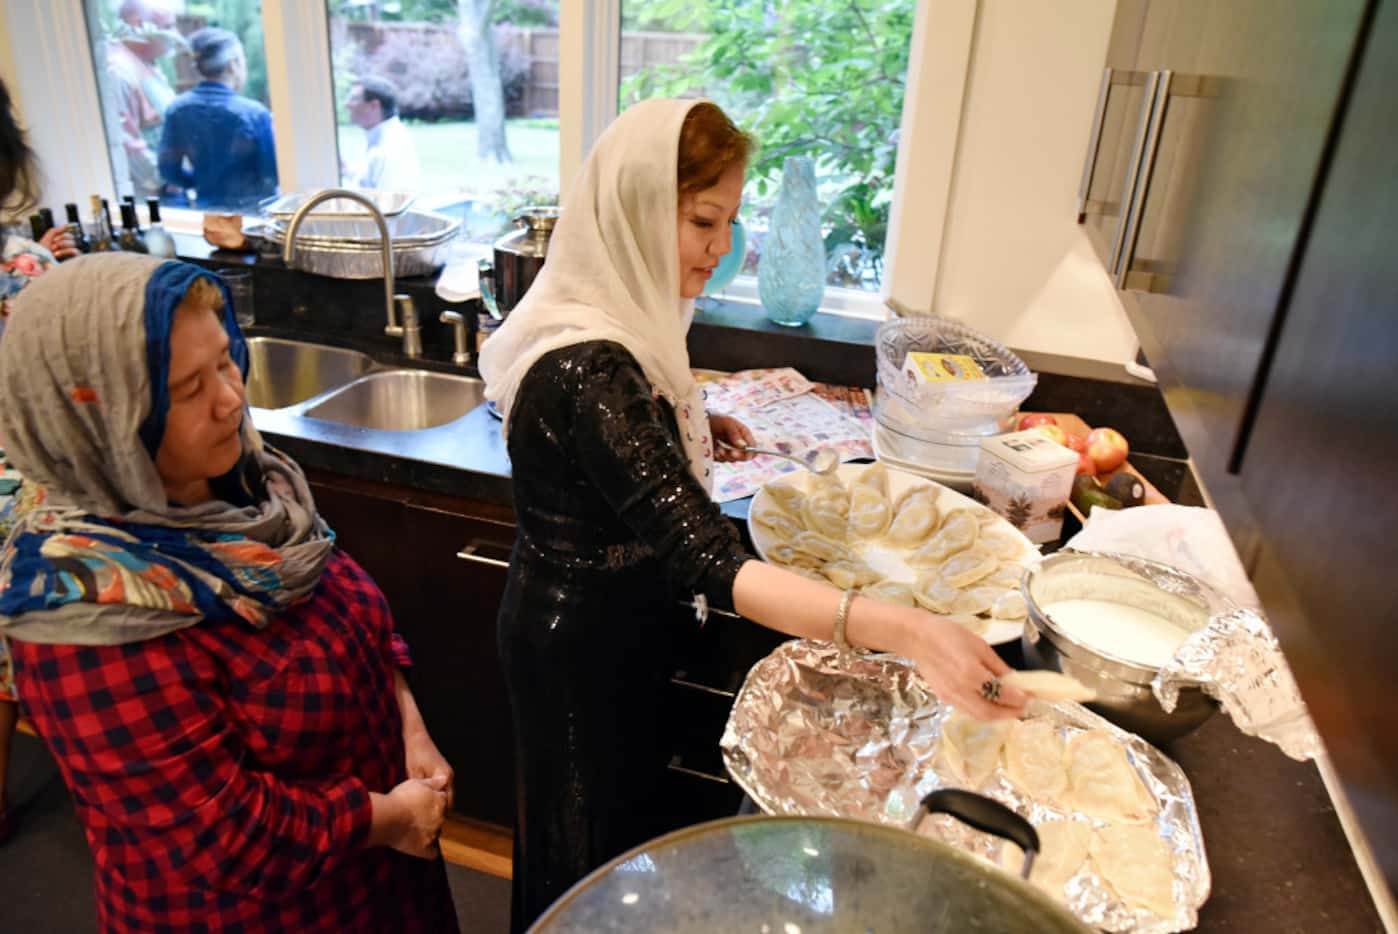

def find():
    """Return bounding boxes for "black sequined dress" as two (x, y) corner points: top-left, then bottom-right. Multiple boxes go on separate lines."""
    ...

(497, 341), (750, 931)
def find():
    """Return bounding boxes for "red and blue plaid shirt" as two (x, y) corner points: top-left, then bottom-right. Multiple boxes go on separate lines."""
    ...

(11, 549), (459, 933)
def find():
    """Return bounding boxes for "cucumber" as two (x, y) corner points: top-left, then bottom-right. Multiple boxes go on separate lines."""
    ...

(1071, 476), (1123, 514)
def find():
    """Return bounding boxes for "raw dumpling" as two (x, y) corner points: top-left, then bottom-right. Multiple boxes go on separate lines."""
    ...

(886, 484), (940, 546)
(764, 482), (806, 517)
(946, 613), (990, 636)
(1090, 823), (1177, 918)
(801, 472), (850, 540)
(1003, 670), (1096, 702)
(754, 506), (803, 542)
(985, 563), (1027, 590)
(848, 463), (893, 538)
(938, 546), (998, 587)
(907, 509), (979, 566)
(1067, 731), (1156, 824)
(951, 585), (999, 617)
(1004, 718), (1069, 801)
(975, 508), (1003, 526)
(979, 526), (1027, 560)
(1001, 818), (1091, 899)
(939, 709), (1012, 786)
(991, 589), (1028, 620)
(766, 543), (824, 570)
(790, 530), (846, 563)
(786, 565), (828, 582)
(822, 557), (881, 590)
(912, 572), (960, 614)
(862, 580), (916, 608)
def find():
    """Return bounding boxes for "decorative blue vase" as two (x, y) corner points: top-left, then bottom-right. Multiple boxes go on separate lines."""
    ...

(758, 156), (826, 327)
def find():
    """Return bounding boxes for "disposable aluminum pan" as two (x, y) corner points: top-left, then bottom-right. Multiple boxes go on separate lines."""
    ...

(721, 640), (1211, 933)
(263, 189), (415, 221)
(266, 210), (459, 279)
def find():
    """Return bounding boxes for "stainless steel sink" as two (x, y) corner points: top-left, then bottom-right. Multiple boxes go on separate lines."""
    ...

(244, 337), (378, 409)
(304, 370), (486, 431)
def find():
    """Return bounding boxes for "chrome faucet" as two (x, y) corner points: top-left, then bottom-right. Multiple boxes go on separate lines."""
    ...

(439, 309), (471, 366)
(282, 188), (422, 358)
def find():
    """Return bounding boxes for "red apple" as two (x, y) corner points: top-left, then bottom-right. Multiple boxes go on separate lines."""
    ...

(1075, 450), (1098, 476)
(1033, 424), (1069, 446)
(1017, 413), (1058, 431)
(1065, 433), (1087, 453)
(1086, 427), (1130, 473)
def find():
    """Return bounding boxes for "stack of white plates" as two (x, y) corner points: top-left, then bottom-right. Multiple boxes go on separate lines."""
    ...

(872, 422), (978, 492)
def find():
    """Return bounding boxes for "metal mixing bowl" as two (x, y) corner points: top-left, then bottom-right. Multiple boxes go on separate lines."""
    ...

(1020, 551), (1221, 745)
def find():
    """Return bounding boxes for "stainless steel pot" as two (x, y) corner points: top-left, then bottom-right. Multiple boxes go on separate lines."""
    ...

(1021, 551), (1220, 744)
(478, 205), (559, 319)
(529, 789), (1091, 933)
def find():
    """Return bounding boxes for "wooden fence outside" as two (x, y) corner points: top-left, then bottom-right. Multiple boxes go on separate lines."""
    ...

(342, 22), (706, 118)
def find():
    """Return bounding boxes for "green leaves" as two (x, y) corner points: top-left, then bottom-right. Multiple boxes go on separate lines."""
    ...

(622, 0), (915, 288)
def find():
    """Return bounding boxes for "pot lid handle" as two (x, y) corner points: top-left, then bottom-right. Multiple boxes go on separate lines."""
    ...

(914, 788), (1040, 880)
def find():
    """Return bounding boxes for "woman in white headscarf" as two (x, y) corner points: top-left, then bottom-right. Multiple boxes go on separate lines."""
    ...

(479, 98), (1025, 930)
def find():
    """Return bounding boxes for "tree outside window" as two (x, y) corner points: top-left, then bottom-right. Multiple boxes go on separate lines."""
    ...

(622, 0), (916, 293)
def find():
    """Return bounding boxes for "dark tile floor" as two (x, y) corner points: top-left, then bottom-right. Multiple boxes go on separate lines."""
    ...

(0, 732), (510, 932)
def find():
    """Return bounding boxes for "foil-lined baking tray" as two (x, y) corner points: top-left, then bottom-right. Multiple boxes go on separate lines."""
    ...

(721, 640), (1210, 932)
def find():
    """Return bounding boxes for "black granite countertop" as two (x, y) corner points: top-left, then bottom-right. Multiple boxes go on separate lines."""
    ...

(217, 238), (1380, 929)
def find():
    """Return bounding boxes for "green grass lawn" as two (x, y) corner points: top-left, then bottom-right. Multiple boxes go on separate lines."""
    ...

(337, 118), (561, 197)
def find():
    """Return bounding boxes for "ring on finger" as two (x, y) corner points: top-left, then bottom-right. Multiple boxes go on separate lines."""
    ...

(979, 677), (1002, 703)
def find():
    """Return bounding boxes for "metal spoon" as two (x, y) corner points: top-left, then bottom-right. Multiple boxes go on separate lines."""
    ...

(718, 440), (840, 475)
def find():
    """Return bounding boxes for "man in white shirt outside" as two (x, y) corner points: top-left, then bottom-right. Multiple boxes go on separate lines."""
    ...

(344, 77), (422, 193)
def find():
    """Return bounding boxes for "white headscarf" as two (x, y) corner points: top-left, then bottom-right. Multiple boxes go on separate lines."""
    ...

(478, 97), (714, 492)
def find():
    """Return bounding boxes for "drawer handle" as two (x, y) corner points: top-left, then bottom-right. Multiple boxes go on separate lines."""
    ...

(667, 755), (731, 785)
(1115, 69), (1174, 289)
(1109, 69), (1165, 275)
(670, 672), (737, 699)
(456, 543), (511, 569)
(1076, 67), (1115, 222)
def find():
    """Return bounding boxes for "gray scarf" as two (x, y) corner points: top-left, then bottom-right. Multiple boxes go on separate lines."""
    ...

(0, 254), (333, 645)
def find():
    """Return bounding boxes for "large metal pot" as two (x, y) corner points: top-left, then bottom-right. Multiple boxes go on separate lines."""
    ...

(478, 205), (559, 319)
(529, 789), (1091, 933)
(1022, 551), (1220, 745)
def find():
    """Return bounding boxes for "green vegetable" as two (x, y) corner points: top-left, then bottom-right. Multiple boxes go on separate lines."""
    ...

(1103, 472), (1146, 507)
(1071, 475), (1123, 514)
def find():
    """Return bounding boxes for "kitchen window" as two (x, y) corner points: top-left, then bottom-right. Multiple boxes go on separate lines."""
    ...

(83, 0), (281, 213)
(619, 0), (916, 301)
(324, 0), (562, 245)
(5, 0), (959, 321)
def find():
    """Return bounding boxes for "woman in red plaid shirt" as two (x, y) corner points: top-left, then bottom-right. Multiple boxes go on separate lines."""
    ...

(0, 255), (458, 932)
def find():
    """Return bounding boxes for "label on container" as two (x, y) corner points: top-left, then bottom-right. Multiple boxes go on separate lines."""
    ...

(902, 351), (987, 386)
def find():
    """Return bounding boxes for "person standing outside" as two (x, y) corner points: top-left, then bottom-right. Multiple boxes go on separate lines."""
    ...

(106, 0), (180, 200)
(344, 77), (422, 194)
(158, 28), (277, 211)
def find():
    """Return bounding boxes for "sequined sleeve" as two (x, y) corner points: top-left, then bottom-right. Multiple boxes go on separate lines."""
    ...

(570, 342), (750, 610)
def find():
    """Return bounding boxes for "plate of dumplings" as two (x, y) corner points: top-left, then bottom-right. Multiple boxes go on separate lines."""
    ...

(748, 461), (1040, 645)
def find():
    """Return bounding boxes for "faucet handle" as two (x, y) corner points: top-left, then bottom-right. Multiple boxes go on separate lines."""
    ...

(440, 309), (471, 367)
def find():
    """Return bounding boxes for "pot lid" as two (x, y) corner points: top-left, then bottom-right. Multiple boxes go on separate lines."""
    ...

(528, 815), (1090, 933)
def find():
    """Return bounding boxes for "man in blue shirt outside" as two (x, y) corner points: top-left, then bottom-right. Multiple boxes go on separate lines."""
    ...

(158, 28), (277, 212)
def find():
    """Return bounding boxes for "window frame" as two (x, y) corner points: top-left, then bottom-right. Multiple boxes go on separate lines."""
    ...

(2, 0), (973, 321)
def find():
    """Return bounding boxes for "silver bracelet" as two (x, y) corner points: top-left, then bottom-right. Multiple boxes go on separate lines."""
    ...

(834, 589), (857, 652)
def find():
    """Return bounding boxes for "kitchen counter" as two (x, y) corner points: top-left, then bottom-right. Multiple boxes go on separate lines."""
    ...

(251, 349), (1381, 933)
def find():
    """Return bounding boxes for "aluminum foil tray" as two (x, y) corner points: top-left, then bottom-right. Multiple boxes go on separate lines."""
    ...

(263, 189), (415, 220)
(721, 640), (1211, 932)
(265, 210), (459, 279)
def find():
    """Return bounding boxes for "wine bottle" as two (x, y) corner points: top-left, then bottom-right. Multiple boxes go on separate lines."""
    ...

(38, 207), (55, 233)
(118, 203), (149, 253)
(143, 198), (177, 258)
(88, 195), (114, 252)
(29, 213), (48, 242)
(65, 203), (92, 253)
